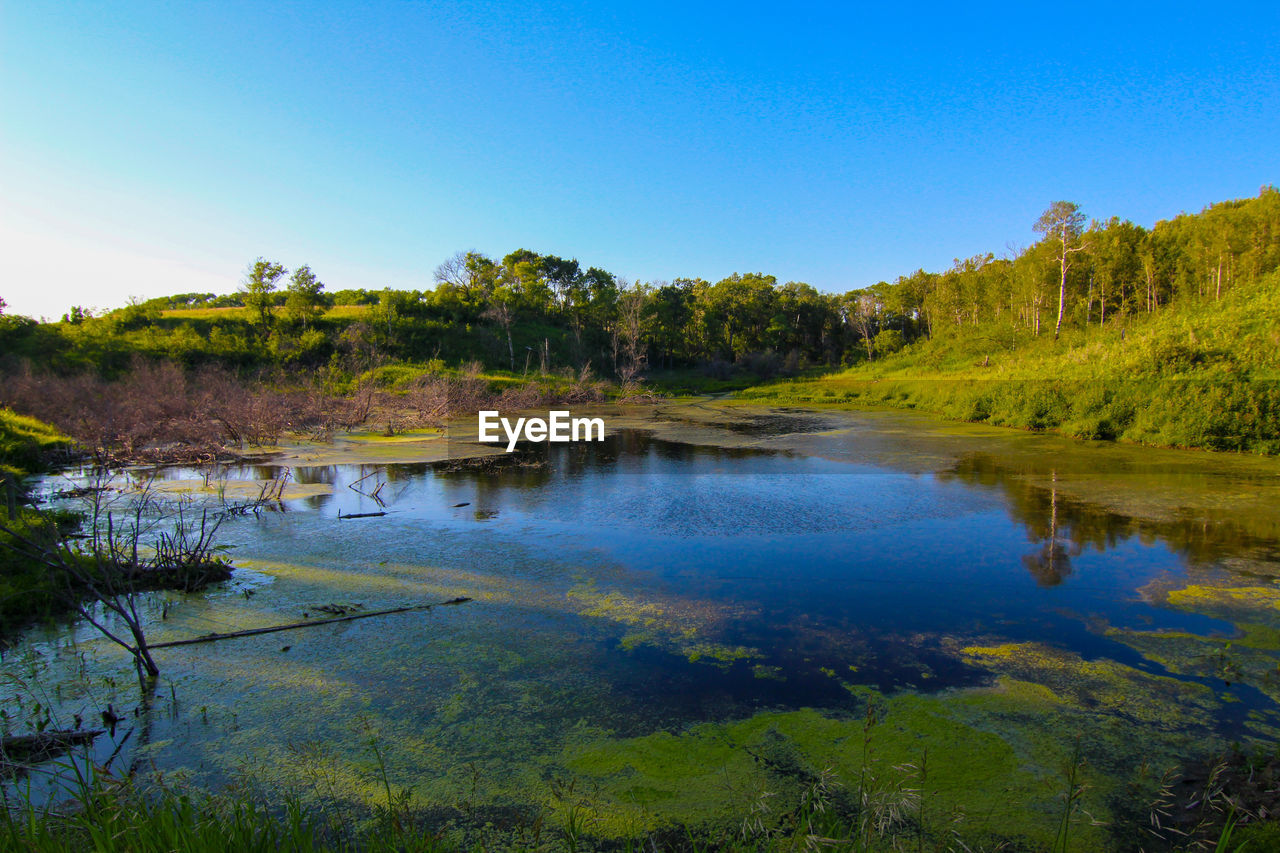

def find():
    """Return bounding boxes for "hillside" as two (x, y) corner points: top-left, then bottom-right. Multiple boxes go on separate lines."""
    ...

(738, 272), (1280, 453)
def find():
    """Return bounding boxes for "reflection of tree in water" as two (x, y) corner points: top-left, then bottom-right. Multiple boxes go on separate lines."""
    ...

(942, 453), (1273, 585)
(432, 429), (778, 493)
(1020, 471), (1082, 586)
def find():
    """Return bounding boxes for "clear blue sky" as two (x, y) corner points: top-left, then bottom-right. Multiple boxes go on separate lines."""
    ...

(2, 1), (1277, 319)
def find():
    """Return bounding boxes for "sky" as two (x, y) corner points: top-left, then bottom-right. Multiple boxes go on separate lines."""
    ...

(1, 1), (1277, 320)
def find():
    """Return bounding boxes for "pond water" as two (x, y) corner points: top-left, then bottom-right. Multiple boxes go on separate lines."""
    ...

(7, 404), (1280, 846)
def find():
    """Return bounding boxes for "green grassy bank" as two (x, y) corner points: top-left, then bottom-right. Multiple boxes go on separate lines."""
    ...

(0, 409), (75, 633)
(733, 273), (1280, 454)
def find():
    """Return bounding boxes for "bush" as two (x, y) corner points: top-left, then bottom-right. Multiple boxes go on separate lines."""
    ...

(873, 329), (905, 357)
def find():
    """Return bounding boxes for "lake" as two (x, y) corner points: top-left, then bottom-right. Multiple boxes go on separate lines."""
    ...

(8, 403), (1280, 847)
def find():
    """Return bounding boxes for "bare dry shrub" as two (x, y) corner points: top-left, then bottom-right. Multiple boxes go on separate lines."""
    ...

(3, 360), (337, 463)
(3, 356), (617, 461)
(395, 371), (490, 429)
(561, 364), (607, 403)
(496, 382), (546, 409)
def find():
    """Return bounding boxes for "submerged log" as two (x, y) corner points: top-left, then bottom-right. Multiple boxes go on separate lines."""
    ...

(338, 510), (387, 519)
(148, 597), (472, 649)
(1, 729), (105, 765)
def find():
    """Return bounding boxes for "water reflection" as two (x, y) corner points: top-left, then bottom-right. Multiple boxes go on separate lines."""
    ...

(941, 452), (1277, 577)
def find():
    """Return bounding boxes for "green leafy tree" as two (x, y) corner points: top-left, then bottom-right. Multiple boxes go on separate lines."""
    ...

(1033, 202), (1087, 340)
(62, 306), (91, 324)
(581, 266), (619, 349)
(1087, 218), (1145, 324)
(844, 289), (881, 359)
(648, 280), (695, 367)
(285, 264), (325, 329)
(240, 257), (287, 330)
(707, 273), (776, 357)
(484, 283), (518, 370)
(772, 281), (830, 359)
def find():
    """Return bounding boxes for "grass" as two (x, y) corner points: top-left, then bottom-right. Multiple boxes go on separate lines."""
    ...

(645, 367), (795, 396)
(160, 306), (252, 320)
(323, 304), (373, 320)
(160, 305), (371, 321)
(735, 274), (1280, 454)
(0, 409), (68, 478)
(3, 775), (325, 853)
(352, 360), (611, 398)
(0, 410), (75, 634)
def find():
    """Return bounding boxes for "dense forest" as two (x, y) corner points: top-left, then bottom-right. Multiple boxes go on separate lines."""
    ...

(2, 188), (1277, 384)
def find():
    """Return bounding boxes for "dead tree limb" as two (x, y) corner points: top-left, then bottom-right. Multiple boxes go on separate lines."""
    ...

(148, 596), (472, 649)
(1, 729), (105, 771)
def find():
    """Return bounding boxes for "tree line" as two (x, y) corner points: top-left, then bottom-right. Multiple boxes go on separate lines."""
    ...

(2, 187), (1277, 380)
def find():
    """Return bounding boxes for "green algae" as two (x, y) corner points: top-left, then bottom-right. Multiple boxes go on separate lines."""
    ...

(556, 693), (1116, 848)
(270, 426), (502, 468)
(683, 642), (757, 665)
(1109, 575), (1280, 713)
(1107, 625), (1280, 707)
(567, 582), (761, 667)
(1166, 583), (1280, 618)
(959, 642), (1220, 729)
(752, 664), (786, 681)
(344, 428), (443, 443)
(151, 478), (333, 500)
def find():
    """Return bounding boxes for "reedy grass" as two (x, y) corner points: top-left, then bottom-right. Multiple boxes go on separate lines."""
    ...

(0, 753), (1260, 853)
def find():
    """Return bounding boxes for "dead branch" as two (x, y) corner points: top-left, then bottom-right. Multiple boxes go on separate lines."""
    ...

(147, 597), (472, 648)
(1, 729), (106, 774)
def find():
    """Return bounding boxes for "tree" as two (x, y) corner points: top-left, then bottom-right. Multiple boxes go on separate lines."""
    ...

(646, 280), (695, 367)
(613, 280), (649, 382)
(773, 281), (829, 359)
(706, 273), (776, 357)
(433, 251), (471, 289)
(1088, 218), (1145, 324)
(484, 291), (517, 371)
(284, 264), (325, 329)
(580, 266), (619, 358)
(240, 258), (287, 329)
(1033, 202), (1087, 340)
(501, 249), (553, 317)
(846, 290), (881, 359)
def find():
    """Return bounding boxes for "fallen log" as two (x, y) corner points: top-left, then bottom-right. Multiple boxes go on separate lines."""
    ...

(338, 510), (387, 519)
(2, 729), (105, 764)
(148, 597), (472, 649)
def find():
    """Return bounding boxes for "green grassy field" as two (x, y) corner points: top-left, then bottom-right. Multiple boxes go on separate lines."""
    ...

(161, 304), (372, 321)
